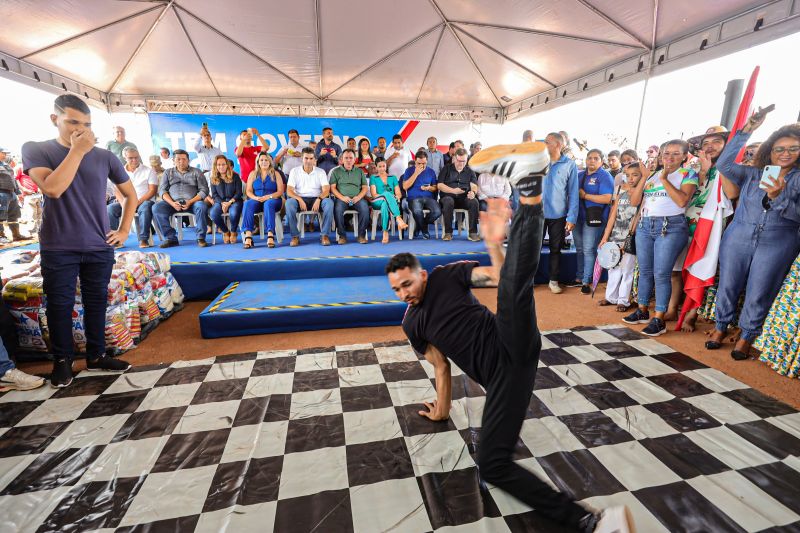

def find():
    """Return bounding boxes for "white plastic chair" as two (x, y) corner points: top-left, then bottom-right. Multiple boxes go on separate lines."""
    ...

(170, 213), (196, 241)
(297, 211), (325, 238)
(406, 209), (442, 240)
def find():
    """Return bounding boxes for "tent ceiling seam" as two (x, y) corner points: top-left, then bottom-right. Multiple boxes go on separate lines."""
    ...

(427, 0), (504, 108)
(20, 4), (165, 60)
(107, 0), (175, 94)
(415, 25), (446, 104)
(573, 0), (652, 49)
(174, 3), (320, 99)
(324, 23), (444, 99)
(450, 21), (645, 50)
(454, 25), (557, 89)
(173, 7), (220, 98)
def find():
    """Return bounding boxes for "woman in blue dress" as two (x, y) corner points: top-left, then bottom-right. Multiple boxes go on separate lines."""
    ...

(241, 152), (285, 249)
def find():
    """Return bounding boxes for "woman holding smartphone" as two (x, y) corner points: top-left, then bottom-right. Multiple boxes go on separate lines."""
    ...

(705, 114), (800, 360)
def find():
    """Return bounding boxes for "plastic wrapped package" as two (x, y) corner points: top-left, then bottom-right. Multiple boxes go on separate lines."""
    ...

(165, 272), (185, 305)
(9, 308), (48, 352)
(2, 276), (44, 304)
(115, 251), (147, 266)
(105, 304), (135, 353)
(147, 252), (171, 273)
(124, 299), (141, 341)
(0, 249), (39, 266)
(125, 263), (148, 291)
(153, 286), (174, 315)
(72, 304), (86, 353)
(149, 273), (167, 291)
(138, 285), (161, 324)
(107, 278), (126, 306)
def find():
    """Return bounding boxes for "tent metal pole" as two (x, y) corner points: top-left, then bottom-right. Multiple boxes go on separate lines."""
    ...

(427, 0), (504, 108)
(450, 21), (644, 50)
(314, 0), (323, 98)
(455, 26), (556, 88)
(573, 0), (651, 49)
(20, 5), (164, 60)
(173, 8), (220, 97)
(326, 24), (443, 99)
(415, 26), (446, 104)
(634, 0), (659, 150)
(107, 1), (175, 94)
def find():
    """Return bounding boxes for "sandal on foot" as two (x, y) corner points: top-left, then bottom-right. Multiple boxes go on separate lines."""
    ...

(597, 299), (613, 306)
(731, 349), (748, 361)
(243, 236), (254, 249)
(267, 233), (275, 248)
(616, 304), (631, 312)
(705, 341), (721, 350)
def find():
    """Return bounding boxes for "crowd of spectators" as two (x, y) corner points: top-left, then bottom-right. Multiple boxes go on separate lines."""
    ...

(3, 106), (799, 390)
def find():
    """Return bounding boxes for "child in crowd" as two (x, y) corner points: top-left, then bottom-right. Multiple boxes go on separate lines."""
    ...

(597, 162), (644, 311)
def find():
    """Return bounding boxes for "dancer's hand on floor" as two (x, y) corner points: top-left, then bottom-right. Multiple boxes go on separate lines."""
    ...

(419, 400), (449, 421)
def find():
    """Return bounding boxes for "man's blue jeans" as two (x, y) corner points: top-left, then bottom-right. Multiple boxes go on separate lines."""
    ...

(108, 200), (155, 242)
(406, 197), (441, 236)
(285, 197), (333, 237)
(333, 198), (369, 239)
(573, 222), (604, 284)
(210, 200), (243, 233)
(152, 200), (209, 242)
(0, 338), (14, 375)
(635, 215), (688, 312)
(40, 249), (115, 361)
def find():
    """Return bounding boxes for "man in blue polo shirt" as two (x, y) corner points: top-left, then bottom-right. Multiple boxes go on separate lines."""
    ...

(542, 132), (579, 294)
(401, 151), (441, 239)
(22, 94), (136, 387)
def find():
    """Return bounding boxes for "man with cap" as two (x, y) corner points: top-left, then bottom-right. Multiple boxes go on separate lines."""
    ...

(0, 148), (27, 242)
(673, 126), (740, 330)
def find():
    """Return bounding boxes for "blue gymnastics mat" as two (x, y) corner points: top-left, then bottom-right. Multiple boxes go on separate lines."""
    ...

(199, 277), (407, 338)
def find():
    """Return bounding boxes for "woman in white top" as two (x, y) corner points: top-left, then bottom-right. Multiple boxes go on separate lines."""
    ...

(623, 140), (698, 336)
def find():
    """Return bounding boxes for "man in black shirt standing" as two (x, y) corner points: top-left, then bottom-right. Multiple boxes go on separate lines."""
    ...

(437, 147), (480, 241)
(386, 142), (633, 533)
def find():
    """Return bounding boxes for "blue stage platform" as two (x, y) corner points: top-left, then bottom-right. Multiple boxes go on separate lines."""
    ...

(200, 277), (406, 338)
(5, 231), (579, 338)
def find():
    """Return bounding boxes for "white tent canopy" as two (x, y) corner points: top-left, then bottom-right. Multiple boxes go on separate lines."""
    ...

(1, 0), (798, 122)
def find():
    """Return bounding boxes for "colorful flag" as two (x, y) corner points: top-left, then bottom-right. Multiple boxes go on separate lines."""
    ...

(676, 66), (760, 330)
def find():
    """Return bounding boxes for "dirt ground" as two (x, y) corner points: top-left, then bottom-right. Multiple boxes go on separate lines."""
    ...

(17, 284), (800, 409)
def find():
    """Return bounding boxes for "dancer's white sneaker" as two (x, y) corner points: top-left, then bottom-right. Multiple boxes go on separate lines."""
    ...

(468, 141), (550, 187)
(593, 505), (635, 533)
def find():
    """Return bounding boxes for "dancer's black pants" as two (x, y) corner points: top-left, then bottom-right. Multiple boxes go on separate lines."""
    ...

(478, 202), (587, 529)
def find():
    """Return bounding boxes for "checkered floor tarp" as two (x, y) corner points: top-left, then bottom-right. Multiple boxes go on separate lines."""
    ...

(1, 325), (800, 532)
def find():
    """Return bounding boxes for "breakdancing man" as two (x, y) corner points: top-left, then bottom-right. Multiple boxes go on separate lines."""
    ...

(386, 142), (633, 533)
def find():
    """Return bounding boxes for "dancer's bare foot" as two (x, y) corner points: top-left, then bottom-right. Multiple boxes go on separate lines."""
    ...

(663, 309), (678, 322)
(680, 309), (698, 333)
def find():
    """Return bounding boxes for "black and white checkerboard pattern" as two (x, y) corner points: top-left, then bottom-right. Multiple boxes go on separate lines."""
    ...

(1, 325), (800, 532)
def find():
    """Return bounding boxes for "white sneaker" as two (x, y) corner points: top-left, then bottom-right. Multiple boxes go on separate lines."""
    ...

(549, 280), (563, 294)
(594, 506), (635, 533)
(468, 142), (550, 186)
(0, 368), (46, 392)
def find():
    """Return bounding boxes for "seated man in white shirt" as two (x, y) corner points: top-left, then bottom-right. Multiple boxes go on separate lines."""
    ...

(383, 134), (411, 179)
(285, 147), (334, 246)
(108, 147), (158, 248)
(477, 171), (512, 211)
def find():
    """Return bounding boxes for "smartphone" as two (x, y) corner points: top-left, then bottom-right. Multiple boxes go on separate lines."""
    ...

(759, 165), (780, 190)
(752, 104), (776, 122)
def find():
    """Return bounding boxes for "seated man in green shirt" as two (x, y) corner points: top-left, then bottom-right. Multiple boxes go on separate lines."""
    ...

(329, 148), (369, 244)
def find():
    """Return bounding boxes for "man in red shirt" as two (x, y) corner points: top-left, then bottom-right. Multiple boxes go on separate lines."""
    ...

(235, 128), (269, 183)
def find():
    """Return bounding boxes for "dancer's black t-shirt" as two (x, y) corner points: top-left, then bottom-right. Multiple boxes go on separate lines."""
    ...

(402, 261), (498, 386)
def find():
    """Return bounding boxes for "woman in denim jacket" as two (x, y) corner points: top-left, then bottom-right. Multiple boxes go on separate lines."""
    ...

(705, 114), (800, 360)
